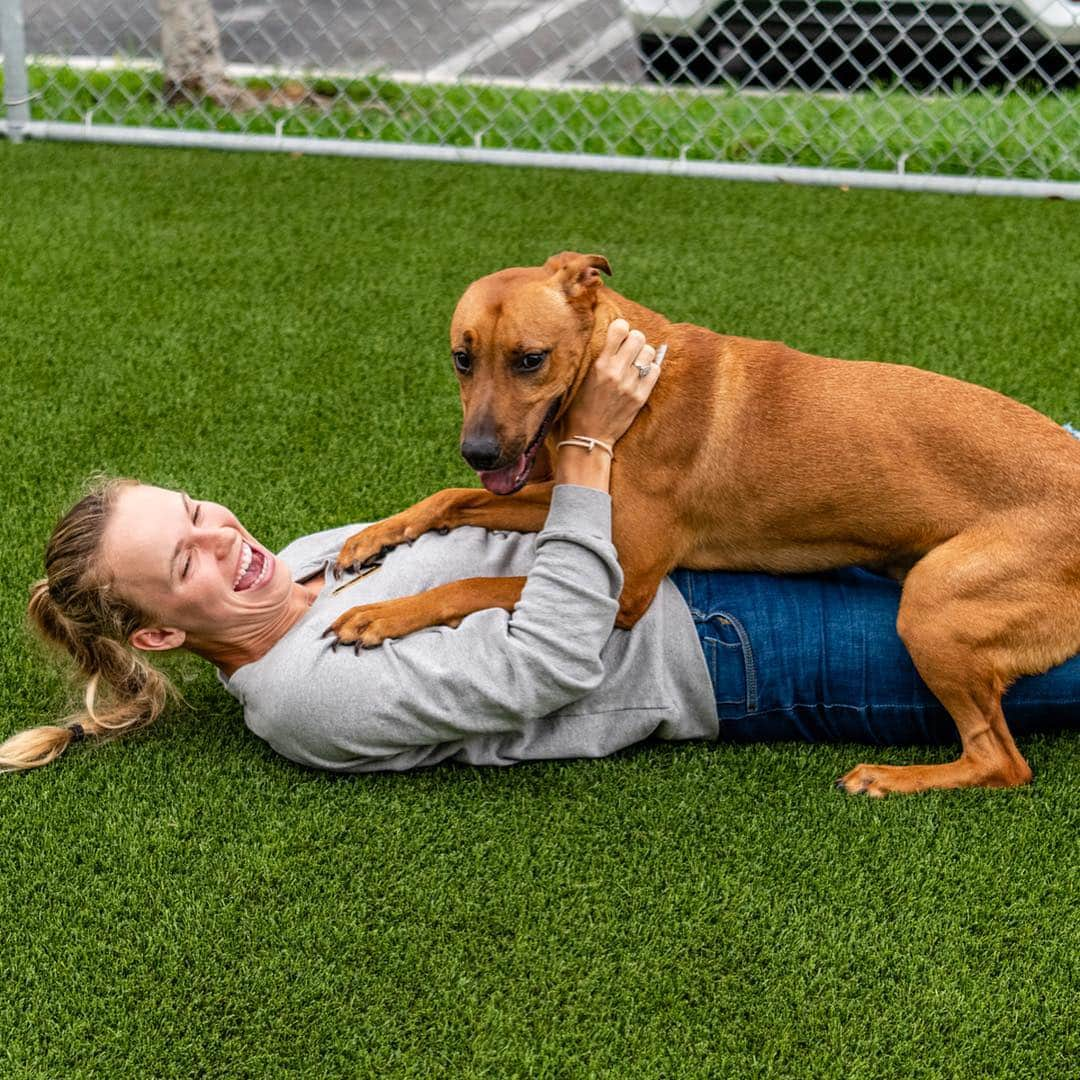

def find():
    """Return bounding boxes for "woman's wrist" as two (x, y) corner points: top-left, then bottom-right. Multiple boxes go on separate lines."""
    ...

(554, 441), (613, 492)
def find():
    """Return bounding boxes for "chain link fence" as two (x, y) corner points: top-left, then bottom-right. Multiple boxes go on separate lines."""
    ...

(3, 0), (1079, 195)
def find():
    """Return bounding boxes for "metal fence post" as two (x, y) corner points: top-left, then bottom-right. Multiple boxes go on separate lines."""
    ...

(1, 0), (31, 143)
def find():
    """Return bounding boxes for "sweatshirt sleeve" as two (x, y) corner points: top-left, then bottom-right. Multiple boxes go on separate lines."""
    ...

(498, 482), (623, 702)
(250, 484), (624, 769)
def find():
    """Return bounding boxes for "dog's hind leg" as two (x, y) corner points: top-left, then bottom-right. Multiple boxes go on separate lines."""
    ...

(838, 521), (1080, 795)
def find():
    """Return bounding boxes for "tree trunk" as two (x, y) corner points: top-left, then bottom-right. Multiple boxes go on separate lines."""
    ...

(159, 0), (259, 109)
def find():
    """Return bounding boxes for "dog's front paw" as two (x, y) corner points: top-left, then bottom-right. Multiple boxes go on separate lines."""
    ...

(335, 520), (407, 577)
(326, 598), (429, 650)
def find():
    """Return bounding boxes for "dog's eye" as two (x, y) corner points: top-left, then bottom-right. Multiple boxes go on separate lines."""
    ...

(452, 350), (472, 374)
(518, 352), (547, 373)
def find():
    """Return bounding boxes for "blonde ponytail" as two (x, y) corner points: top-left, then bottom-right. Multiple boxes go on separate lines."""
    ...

(1, 479), (174, 773)
(0, 719), (87, 773)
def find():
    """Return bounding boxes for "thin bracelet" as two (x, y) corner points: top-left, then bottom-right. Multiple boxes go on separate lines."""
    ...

(556, 436), (615, 459)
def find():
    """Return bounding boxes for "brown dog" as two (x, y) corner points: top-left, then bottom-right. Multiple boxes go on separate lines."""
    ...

(330, 252), (1080, 795)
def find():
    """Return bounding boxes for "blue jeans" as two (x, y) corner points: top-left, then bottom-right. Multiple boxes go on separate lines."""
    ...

(671, 567), (1080, 746)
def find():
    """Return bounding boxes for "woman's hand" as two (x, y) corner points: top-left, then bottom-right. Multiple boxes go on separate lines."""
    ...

(555, 319), (663, 492)
(563, 319), (662, 447)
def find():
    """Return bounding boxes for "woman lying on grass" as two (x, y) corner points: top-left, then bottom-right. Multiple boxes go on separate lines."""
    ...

(4, 322), (1079, 778)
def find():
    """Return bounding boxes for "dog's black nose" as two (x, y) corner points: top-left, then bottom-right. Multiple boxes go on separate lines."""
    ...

(461, 438), (503, 471)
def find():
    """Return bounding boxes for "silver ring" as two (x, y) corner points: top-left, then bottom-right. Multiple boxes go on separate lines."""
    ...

(634, 362), (652, 378)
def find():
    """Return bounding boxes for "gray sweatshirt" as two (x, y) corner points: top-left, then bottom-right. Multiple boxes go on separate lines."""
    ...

(221, 485), (719, 772)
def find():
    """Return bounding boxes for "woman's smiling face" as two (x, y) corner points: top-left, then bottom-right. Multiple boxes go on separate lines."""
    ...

(99, 484), (294, 651)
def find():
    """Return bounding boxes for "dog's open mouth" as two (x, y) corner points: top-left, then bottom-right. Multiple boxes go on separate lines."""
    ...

(477, 397), (561, 496)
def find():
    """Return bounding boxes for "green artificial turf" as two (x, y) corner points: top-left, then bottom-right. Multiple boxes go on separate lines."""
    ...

(1, 142), (1079, 1078)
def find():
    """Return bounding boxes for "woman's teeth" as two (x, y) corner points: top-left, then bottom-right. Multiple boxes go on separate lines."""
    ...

(234, 542), (252, 588)
(233, 541), (270, 592)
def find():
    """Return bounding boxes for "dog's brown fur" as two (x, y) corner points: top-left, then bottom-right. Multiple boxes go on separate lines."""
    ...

(331, 252), (1080, 795)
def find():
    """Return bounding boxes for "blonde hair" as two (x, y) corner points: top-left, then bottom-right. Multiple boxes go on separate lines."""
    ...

(1, 477), (173, 772)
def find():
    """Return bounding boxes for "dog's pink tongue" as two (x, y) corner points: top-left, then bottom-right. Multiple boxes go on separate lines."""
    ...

(478, 454), (526, 495)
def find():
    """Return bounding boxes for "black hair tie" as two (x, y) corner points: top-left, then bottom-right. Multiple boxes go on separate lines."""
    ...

(68, 723), (86, 744)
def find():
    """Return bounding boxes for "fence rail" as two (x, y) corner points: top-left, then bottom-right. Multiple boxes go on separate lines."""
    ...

(3, 0), (1080, 197)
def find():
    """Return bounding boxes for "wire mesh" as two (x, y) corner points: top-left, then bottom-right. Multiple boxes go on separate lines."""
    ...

(5, 0), (1080, 183)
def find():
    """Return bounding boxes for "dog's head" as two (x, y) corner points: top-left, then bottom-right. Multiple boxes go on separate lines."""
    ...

(449, 252), (614, 494)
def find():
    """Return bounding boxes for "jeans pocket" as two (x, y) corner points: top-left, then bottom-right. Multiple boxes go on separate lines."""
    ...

(700, 611), (758, 715)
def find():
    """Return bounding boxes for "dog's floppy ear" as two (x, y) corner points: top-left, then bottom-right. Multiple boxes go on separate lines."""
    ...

(544, 252), (612, 301)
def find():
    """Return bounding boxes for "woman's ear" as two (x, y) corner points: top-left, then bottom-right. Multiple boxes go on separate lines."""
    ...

(130, 627), (187, 652)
